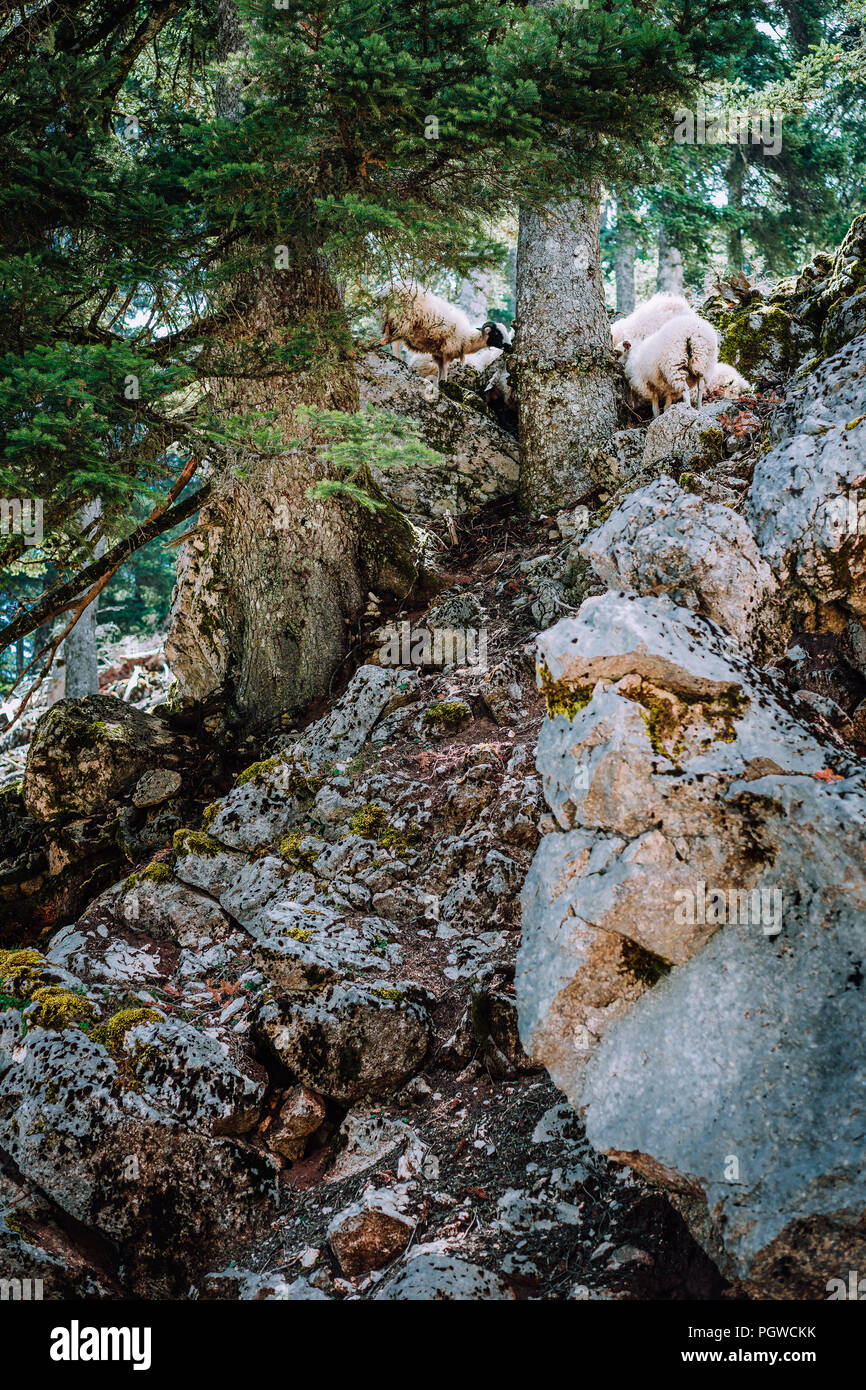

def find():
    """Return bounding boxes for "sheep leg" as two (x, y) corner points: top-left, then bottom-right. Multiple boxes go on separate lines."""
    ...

(696, 377), (704, 410)
(437, 358), (448, 382)
(651, 395), (660, 417)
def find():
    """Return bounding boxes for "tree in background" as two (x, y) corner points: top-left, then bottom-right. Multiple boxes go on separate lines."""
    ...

(167, 0), (731, 721)
(604, 0), (866, 298)
(0, 0), (219, 708)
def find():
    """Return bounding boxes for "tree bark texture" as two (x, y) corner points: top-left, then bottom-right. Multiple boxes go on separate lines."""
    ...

(656, 222), (684, 294)
(514, 192), (617, 513)
(167, 2), (425, 733)
(63, 499), (104, 698)
(614, 200), (636, 316)
(726, 147), (745, 274)
(166, 258), (425, 732)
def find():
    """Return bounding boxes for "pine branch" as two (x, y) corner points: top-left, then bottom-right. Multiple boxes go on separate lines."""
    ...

(0, 467), (208, 658)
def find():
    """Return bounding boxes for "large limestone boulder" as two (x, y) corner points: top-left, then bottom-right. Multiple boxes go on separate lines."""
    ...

(517, 593), (865, 1295)
(256, 980), (430, 1104)
(23, 694), (184, 821)
(357, 348), (520, 519)
(0, 956), (276, 1295)
(579, 477), (776, 649)
(746, 333), (866, 621)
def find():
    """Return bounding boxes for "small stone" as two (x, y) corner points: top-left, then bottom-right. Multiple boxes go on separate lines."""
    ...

(132, 767), (183, 808)
(327, 1191), (414, 1276)
(269, 1086), (327, 1160)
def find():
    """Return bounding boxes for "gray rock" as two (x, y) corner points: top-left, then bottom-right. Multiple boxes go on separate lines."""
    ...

(0, 1013), (277, 1296)
(358, 349), (519, 521)
(746, 333), (866, 618)
(375, 1252), (514, 1300)
(256, 981), (430, 1104)
(518, 590), (866, 1295)
(641, 401), (728, 471)
(579, 477), (776, 647)
(23, 694), (183, 821)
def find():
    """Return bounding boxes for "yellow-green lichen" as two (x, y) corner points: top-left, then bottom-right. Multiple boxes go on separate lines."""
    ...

(172, 828), (223, 859)
(27, 986), (97, 1031)
(281, 926), (313, 942)
(422, 700), (470, 731)
(537, 662), (594, 721)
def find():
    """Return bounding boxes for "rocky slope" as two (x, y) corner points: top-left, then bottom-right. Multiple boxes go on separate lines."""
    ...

(1, 218), (864, 1300)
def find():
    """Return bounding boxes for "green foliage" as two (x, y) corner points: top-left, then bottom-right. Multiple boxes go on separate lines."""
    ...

(302, 405), (444, 511)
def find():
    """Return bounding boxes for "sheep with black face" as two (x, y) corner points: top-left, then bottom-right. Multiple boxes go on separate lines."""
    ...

(378, 280), (508, 381)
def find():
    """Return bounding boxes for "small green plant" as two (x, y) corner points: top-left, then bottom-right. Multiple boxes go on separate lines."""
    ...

(301, 405), (444, 512)
(422, 700), (470, 731)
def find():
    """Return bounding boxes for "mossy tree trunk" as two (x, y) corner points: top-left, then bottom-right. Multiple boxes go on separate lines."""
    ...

(514, 190), (617, 513)
(166, 4), (424, 734)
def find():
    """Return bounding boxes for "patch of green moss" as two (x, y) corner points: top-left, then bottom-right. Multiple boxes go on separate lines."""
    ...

(618, 939), (671, 989)
(121, 861), (174, 894)
(172, 828), (223, 859)
(27, 986), (97, 1031)
(277, 830), (319, 868)
(537, 661), (594, 721)
(0, 949), (50, 999)
(201, 802), (220, 830)
(379, 823), (423, 855)
(348, 803), (389, 838)
(235, 757), (281, 788)
(372, 986), (406, 1002)
(94, 1007), (162, 1057)
(641, 703), (685, 764)
(718, 303), (800, 377)
(422, 700), (470, 731)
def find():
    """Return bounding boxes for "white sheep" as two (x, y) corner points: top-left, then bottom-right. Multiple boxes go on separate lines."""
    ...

(611, 292), (691, 351)
(706, 361), (753, 397)
(623, 310), (719, 413)
(405, 350), (440, 380)
(378, 280), (508, 380)
(407, 345), (503, 379)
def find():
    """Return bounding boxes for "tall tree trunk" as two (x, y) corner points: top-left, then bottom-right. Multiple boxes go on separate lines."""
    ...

(507, 246), (518, 308)
(514, 189), (617, 513)
(167, 2), (425, 733)
(656, 222), (684, 294)
(614, 198), (636, 316)
(64, 499), (104, 698)
(726, 146), (745, 274)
